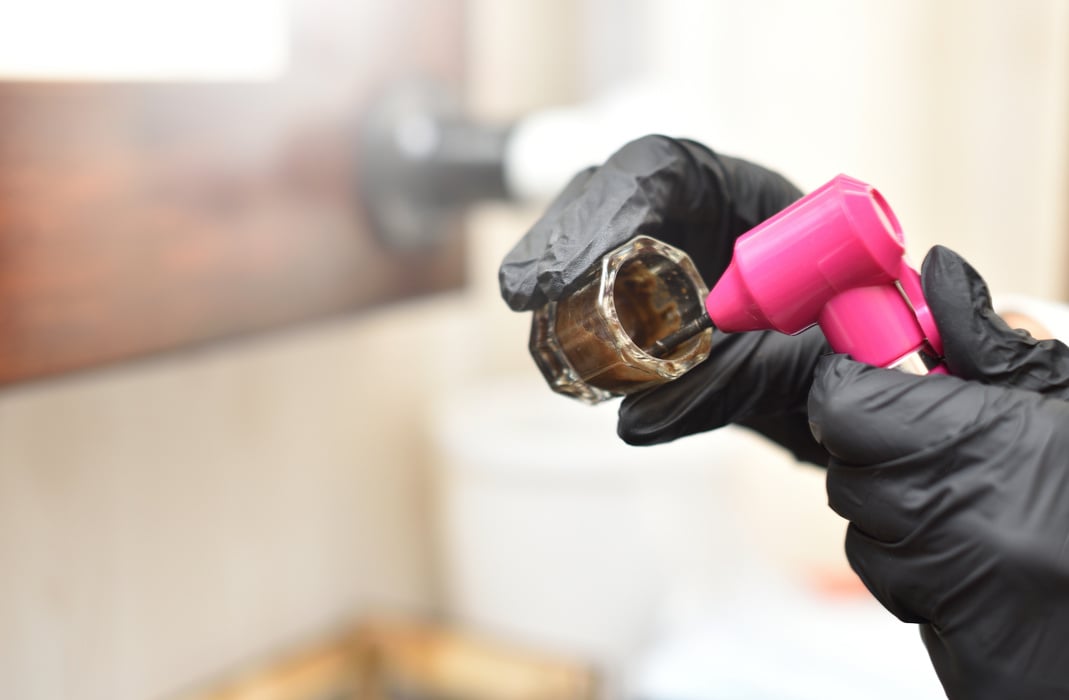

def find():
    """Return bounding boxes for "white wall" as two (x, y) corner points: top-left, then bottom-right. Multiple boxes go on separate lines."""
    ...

(0, 302), (472, 700)
(628, 0), (1069, 299)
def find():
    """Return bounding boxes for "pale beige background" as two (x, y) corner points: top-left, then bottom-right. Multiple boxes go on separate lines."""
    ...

(2, 2), (1067, 699)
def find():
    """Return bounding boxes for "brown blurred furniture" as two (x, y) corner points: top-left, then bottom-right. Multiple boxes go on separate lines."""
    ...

(179, 620), (597, 700)
(0, 0), (466, 386)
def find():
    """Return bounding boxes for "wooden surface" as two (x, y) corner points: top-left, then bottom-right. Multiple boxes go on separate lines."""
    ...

(0, 0), (466, 386)
(181, 620), (596, 700)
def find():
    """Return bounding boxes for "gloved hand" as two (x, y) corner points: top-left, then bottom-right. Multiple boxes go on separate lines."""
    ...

(499, 135), (829, 464)
(809, 246), (1069, 699)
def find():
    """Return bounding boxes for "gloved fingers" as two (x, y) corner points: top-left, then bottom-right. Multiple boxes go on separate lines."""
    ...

(711, 148), (805, 232)
(737, 411), (829, 466)
(922, 608), (1069, 699)
(499, 166), (596, 310)
(619, 325), (827, 446)
(922, 245), (1069, 398)
(809, 355), (1022, 464)
(512, 135), (733, 311)
(540, 166), (598, 223)
(813, 355), (1035, 539)
(500, 135), (803, 311)
(842, 523), (932, 624)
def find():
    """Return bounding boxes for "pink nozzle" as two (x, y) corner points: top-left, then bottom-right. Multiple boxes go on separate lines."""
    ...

(704, 261), (767, 330)
(705, 174), (943, 368)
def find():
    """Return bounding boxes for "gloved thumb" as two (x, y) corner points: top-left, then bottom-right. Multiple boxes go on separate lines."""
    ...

(922, 245), (1069, 399)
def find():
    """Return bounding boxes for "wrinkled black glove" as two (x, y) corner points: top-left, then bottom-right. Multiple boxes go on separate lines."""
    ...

(499, 135), (829, 464)
(809, 246), (1069, 699)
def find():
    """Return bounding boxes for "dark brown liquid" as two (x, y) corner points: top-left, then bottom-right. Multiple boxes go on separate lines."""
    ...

(552, 251), (708, 394)
(614, 258), (684, 352)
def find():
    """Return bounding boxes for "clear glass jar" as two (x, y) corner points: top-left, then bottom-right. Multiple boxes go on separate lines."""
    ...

(529, 236), (713, 403)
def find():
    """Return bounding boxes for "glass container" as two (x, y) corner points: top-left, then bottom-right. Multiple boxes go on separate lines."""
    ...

(529, 236), (713, 403)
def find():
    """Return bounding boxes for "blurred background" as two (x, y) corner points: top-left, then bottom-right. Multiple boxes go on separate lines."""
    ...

(1, 1), (1067, 698)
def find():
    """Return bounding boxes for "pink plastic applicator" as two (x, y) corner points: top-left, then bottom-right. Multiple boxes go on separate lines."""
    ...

(704, 174), (945, 374)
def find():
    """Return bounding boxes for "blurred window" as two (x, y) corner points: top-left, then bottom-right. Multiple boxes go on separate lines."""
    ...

(0, 0), (288, 81)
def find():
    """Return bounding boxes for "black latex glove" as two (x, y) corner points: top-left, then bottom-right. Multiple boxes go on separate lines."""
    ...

(499, 135), (829, 464)
(809, 246), (1069, 699)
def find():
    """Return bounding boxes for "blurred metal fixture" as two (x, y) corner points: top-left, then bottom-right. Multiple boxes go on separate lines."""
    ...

(360, 81), (513, 248)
